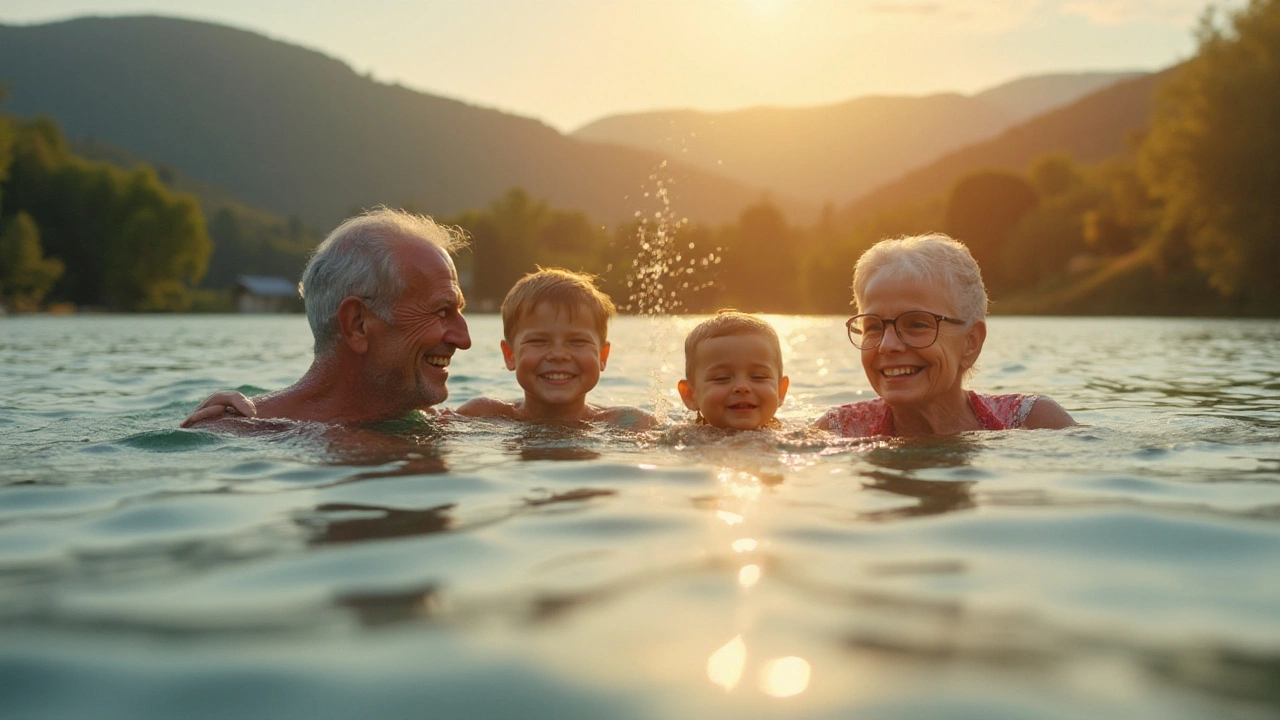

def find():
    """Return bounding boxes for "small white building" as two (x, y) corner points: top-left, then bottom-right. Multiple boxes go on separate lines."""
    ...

(233, 275), (301, 313)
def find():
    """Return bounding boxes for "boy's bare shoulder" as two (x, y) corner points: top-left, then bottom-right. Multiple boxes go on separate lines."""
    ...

(591, 405), (658, 430)
(454, 397), (521, 419)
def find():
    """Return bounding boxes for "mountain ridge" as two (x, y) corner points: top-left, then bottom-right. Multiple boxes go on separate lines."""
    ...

(571, 70), (1146, 206)
(0, 15), (794, 228)
(840, 69), (1171, 222)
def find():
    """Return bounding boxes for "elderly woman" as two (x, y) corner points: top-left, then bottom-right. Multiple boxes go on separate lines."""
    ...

(815, 233), (1074, 438)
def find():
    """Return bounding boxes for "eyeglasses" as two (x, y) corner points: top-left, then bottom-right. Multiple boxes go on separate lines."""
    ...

(846, 311), (965, 350)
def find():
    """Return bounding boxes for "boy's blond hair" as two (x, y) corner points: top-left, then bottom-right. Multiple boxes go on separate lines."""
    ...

(683, 310), (782, 380)
(501, 267), (616, 341)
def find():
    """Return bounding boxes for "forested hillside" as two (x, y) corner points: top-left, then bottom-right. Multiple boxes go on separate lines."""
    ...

(0, 16), (789, 229)
(573, 71), (1142, 205)
(841, 71), (1168, 224)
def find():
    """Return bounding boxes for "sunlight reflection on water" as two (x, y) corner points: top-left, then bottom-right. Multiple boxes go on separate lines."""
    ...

(0, 315), (1278, 719)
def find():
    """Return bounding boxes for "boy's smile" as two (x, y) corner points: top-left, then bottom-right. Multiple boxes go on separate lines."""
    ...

(501, 302), (610, 417)
(678, 333), (788, 430)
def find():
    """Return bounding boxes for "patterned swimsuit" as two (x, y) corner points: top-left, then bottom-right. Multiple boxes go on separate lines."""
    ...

(819, 391), (1039, 438)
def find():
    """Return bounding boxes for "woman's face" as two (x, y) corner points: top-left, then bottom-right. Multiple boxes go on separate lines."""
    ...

(856, 273), (985, 410)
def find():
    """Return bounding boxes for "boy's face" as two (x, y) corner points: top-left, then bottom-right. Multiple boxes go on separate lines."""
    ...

(677, 333), (788, 430)
(501, 302), (610, 410)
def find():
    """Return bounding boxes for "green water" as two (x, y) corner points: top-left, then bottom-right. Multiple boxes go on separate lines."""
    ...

(1, 314), (1278, 719)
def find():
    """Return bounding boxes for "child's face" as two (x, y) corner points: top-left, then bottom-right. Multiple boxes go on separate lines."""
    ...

(677, 333), (788, 430)
(501, 302), (610, 409)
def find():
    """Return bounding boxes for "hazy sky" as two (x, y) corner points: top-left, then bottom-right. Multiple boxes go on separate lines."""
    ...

(0, 1), (1225, 132)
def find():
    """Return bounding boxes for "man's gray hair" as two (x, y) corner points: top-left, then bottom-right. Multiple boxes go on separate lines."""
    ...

(301, 207), (468, 355)
(852, 233), (989, 323)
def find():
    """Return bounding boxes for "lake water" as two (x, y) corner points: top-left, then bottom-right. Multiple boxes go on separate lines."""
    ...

(2, 314), (1279, 719)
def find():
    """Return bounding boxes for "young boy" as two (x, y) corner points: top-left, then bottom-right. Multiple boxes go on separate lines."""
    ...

(677, 311), (789, 430)
(455, 268), (655, 428)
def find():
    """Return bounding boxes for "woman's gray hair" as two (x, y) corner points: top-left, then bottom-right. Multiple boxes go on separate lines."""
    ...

(852, 233), (989, 323)
(301, 208), (467, 355)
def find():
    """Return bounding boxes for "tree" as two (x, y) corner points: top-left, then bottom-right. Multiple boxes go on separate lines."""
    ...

(0, 212), (64, 310)
(1138, 0), (1280, 306)
(0, 116), (212, 310)
(944, 170), (1039, 294)
(716, 201), (799, 312)
(1028, 152), (1082, 200)
(449, 188), (612, 309)
(0, 113), (13, 207)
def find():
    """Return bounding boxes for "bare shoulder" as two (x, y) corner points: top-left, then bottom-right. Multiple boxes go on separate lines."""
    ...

(594, 405), (658, 430)
(810, 410), (834, 432)
(1024, 395), (1076, 430)
(454, 397), (519, 419)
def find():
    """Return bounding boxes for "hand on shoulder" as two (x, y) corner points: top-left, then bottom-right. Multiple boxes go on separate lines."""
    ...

(180, 391), (257, 428)
(1024, 396), (1076, 430)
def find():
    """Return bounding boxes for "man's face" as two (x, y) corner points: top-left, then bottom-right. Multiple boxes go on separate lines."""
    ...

(500, 302), (609, 413)
(365, 241), (471, 410)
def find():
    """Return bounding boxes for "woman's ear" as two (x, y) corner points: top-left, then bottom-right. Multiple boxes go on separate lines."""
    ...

(961, 320), (987, 372)
(677, 379), (698, 411)
(336, 296), (372, 354)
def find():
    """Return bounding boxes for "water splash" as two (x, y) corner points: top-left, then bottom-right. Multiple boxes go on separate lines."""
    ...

(622, 160), (721, 316)
(616, 158), (726, 423)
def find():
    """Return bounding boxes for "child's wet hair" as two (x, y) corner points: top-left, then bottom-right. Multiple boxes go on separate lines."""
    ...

(501, 267), (616, 342)
(683, 310), (783, 380)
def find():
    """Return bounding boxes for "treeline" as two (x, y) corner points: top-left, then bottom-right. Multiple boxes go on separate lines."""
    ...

(0, 111), (210, 310)
(448, 0), (1280, 316)
(2, 0), (1276, 316)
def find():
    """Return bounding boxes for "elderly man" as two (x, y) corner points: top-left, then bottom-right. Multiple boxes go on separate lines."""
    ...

(181, 208), (471, 427)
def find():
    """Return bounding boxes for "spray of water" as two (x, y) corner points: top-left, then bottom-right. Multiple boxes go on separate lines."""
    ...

(622, 160), (721, 316)
(618, 158), (723, 422)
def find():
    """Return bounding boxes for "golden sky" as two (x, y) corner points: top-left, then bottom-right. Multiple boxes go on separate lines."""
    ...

(0, 0), (1229, 131)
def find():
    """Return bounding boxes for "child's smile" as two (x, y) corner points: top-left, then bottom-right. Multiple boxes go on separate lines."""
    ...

(678, 333), (788, 430)
(501, 302), (610, 415)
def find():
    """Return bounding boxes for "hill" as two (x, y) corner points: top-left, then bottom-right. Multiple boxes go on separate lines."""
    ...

(973, 71), (1147, 124)
(841, 70), (1170, 222)
(571, 71), (1142, 206)
(0, 16), (790, 229)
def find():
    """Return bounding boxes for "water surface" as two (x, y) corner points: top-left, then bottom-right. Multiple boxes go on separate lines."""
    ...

(1, 315), (1278, 719)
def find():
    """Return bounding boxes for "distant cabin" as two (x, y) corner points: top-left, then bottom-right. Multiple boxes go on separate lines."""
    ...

(234, 275), (301, 313)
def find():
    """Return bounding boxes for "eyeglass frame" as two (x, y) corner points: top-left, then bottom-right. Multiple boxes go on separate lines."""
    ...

(845, 311), (966, 350)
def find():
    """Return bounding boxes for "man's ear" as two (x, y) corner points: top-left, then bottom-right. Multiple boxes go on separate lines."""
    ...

(777, 376), (790, 403)
(599, 341), (611, 370)
(336, 296), (373, 354)
(500, 339), (516, 371)
(961, 320), (987, 373)
(677, 379), (699, 411)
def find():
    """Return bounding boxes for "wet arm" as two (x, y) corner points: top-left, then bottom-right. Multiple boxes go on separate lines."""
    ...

(1024, 396), (1076, 430)
(453, 397), (517, 418)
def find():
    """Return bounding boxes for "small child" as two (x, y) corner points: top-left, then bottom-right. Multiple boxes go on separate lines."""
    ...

(677, 311), (789, 430)
(455, 268), (655, 428)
